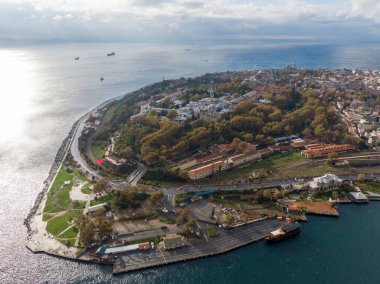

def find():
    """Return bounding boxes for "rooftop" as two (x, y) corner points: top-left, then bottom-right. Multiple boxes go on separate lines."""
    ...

(313, 173), (342, 184)
(188, 161), (225, 176)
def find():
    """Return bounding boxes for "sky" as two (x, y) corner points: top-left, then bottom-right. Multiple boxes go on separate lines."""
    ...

(0, 0), (380, 43)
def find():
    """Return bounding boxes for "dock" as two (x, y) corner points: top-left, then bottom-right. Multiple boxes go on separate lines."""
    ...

(113, 218), (283, 274)
(365, 192), (380, 201)
(348, 192), (369, 203)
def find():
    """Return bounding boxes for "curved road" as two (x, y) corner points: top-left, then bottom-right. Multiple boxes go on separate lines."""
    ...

(69, 99), (147, 186)
(70, 115), (100, 178)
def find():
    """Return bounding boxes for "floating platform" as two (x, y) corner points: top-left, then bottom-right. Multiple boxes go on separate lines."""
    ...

(348, 192), (369, 203)
(365, 192), (380, 201)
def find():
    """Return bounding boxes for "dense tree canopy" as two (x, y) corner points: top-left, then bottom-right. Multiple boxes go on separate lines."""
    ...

(114, 85), (344, 166)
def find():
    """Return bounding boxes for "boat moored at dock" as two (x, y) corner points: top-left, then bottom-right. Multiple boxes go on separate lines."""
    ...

(266, 222), (301, 242)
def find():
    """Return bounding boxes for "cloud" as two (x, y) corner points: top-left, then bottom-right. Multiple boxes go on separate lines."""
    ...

(349, 0), (380, 22)
(0, 0), (379, 42)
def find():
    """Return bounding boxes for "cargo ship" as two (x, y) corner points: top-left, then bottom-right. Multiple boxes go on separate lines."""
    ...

(265, 222), (301, 242)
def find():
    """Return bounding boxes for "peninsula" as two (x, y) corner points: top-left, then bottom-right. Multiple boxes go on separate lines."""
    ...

(26, 67), (380, 274)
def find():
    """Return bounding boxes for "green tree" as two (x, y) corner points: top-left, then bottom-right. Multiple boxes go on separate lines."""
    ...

(167, 109), (178, 120)
(225, 215), (235, 226)
(120, 146), (134, 159)
(332, 191), (339, 199)
(93, 178), (111, 194)
(150, 191), (164, 205)
(273, 191), (283, 200)
(263, 189), (271, 200)
(327, 152), (338, 165)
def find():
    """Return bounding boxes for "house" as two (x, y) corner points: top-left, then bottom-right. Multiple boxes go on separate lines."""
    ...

(162, 234), (186, 250)
(291, 138), (306, 149)
(301, 144), (355, 158)
(358, 119), (374, 133)
(228, 152), (261, 167)
(188, 160), (227, 180)
(273, 135), (299, 144)
(308, 174), (342, 194)
(177, 158), (197, 170)
(103, 157), (126, 172)
(88, 203), (107, 213)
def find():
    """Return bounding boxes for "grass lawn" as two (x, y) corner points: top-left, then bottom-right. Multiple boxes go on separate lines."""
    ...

(206, 227), (219, 238)
(203, 152), (340, 184)
(59, 226), (79, 239)
(102, 103), (119, 125)
(354, 181), (380, 193)
(91, 143), (107, 160)
(210, 196), (275, 211)
(90, 193), (114, 206)
(81, 183), (93, 194)
(44, 167), (74, 213)
(44, 164), (89, 213)
(158, 215), (175, 224)
(46, 211), (79, 236)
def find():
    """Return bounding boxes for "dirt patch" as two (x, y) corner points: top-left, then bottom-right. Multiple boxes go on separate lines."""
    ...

(285, 201), (338, 216)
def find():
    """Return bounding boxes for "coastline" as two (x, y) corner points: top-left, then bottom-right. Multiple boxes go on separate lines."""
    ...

(22, 90), (292, 274)
(23, 80), (380, 275)
(25, 97), (116, 259)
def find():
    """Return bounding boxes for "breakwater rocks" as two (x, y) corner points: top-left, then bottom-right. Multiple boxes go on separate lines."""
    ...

(24, 119), (80, 234)
(24, 97), (116, 236)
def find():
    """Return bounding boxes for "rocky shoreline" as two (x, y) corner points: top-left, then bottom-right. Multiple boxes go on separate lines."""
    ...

(24, 118), (80, 234)
(24, 93), (120, 238)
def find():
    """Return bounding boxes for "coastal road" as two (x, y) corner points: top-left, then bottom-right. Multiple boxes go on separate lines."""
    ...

(70, 115), (100, 178)
(68, 98), (151, 187)
(162, 172), (380, 199)
(69, 98), (128, 179)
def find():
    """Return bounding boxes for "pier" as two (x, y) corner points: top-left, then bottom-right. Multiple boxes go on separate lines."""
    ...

(113, 218), (283, 274)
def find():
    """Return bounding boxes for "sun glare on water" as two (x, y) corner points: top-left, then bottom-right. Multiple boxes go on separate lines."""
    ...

(0, 50), (37, 144)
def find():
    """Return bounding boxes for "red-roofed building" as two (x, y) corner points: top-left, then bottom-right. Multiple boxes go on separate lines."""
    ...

(188, 161), (227, 180)
(103, 157), (126, 172)
(301, 144), (356, 158)
(228, 152), (262, 167)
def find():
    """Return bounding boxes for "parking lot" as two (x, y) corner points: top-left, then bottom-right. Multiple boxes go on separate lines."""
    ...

(113, 218), (283, 274)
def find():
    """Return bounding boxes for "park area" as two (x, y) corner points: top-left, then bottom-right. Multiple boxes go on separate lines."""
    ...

(42, 162), (93, 246)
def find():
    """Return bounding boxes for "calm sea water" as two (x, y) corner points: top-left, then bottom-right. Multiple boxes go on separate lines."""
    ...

(1, 40), (380, 284)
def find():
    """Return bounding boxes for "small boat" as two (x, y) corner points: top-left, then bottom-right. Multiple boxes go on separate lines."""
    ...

(75, 57), (80, 60)
(100, 77), (104, 81)
(265, 222), (301, 242)
(107, 52), (115, 56)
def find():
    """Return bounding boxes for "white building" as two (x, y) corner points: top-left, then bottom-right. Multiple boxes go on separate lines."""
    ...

(308, 174), (342, 194)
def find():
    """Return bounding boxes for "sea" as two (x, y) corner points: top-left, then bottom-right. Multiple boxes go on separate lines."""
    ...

(1, 40), (380, 284)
